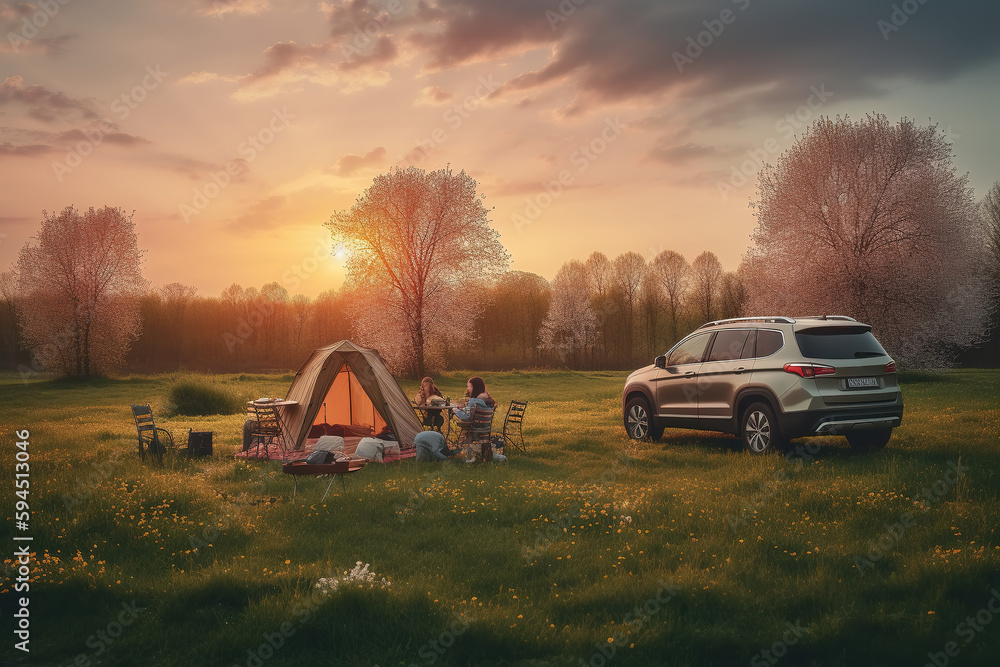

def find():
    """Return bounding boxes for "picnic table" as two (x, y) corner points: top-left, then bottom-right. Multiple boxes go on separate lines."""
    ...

(281, 458), (367, 501)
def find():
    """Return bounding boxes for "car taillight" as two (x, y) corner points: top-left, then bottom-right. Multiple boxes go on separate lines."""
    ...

(783, 362), (837, 378)
(884, 362), (896, 373)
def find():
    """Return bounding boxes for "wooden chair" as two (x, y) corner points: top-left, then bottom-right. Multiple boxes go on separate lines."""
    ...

(130, 404), (174, 466)
(453, 405), (495, 462)
(247, 402), (284, 456)
(501, 400), (528, 454)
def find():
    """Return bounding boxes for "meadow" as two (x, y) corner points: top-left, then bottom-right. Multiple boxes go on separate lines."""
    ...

(1, 369), (999, 666)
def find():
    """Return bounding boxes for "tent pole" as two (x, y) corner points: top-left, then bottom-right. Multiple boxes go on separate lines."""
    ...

(346, 366), (353, 424)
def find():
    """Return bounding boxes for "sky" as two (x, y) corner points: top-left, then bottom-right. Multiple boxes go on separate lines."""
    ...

(1, 0), (999, 299)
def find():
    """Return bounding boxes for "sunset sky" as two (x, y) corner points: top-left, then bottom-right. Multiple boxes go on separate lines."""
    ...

(2, 0), (998, 298)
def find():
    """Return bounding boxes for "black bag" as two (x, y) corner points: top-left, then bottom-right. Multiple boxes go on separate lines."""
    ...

(305, 450), (334, 464)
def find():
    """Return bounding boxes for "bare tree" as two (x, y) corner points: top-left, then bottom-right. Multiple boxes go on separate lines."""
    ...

(718, 271), (747, 320)
(540, 260), (598, 367)
(746, 114), (989, 366)
(585, 251), (614, 361)
(612, 251), (646, 362)
(327, 166), (509, 376)
(290, 294), (311, 354)
(650, 250), (690, 343)
(585, 251), (613, 298)
(15, 206), (146, 377)
(690, 251), (723, 323)
(639, 270), (661, 357)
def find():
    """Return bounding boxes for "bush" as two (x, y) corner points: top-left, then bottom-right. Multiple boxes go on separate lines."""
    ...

(168, 375), (245, 415)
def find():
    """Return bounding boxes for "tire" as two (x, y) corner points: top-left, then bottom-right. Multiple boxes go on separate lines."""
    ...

(741, 402), (783, 454)
(624, 397), (663, 441)
(846, 428), (892, 451)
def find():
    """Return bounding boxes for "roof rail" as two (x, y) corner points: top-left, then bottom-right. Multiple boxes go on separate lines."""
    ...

(795, 315), (857, 322)
(696, 316), (796, 330)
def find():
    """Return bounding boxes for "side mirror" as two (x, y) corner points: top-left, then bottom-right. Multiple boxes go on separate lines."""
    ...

(654, 355), (666, 369)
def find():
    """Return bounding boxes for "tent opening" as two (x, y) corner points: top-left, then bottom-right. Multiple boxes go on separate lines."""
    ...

(313, 363), (387, 433)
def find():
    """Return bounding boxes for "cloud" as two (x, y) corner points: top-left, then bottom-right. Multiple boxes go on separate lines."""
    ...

(0, 122), (149, 159)
(490, 177), (581, 197)
(180, 0), (272, 18)
(54, 127), (150, 147)
(644, 138), (743, 165)
(0, 141), (55, 157)
(226, 195), (288, 231)
(180, 71), (243, 84)
(0, 76), (97, 122)
(417, 85), (453, 105)
(338, 35), (397, 71)
(0, 3), (76, 55)
(408, 0), (557, 70)
(216, 1), (428, 99)
(402, 1), (1000, 123)
(645, 141), (719, 165)
(154, 154), (249, 181)
(243, 40), (333, 84)
(332, 146), (386, 176)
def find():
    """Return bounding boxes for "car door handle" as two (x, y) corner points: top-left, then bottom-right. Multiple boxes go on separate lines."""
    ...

(684, 371), (696, 377)
(734, 366), (746, 375)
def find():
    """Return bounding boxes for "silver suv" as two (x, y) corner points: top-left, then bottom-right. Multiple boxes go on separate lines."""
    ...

(622, 316), (903, 453)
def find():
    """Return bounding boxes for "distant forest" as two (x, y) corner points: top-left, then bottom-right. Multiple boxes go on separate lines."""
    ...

(2, 259), (996, 375)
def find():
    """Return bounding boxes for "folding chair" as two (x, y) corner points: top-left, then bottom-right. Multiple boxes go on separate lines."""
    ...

(453, 405), (496, 462)
(130, 404), (174, 466)
(501, 400), (528, 454)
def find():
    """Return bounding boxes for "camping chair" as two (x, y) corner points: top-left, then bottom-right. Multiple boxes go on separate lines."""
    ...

(453, 405), (495, 462)
(501, 400), (528, 454)
(247, 402), (284, 457)
(130, 404), (174, 466)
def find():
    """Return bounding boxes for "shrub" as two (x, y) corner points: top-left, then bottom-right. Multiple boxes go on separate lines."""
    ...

(169, 375), (245, 415)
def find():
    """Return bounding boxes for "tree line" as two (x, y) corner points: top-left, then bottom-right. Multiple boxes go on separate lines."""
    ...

(1, 249), (740, 374)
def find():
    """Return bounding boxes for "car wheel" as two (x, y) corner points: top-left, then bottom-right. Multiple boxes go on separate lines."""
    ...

(846, 428), (892, 451)
(741, 402), (782, 454)
(625, 397), (663, 441)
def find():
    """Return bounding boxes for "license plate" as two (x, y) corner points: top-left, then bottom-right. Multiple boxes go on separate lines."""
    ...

(847, 377), (879, 389)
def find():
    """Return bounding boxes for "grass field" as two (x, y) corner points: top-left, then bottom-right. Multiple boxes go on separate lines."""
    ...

(1, 369), (999, 666)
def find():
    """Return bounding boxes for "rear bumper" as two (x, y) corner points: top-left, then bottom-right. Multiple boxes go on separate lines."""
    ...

(779, 404), (904, 439)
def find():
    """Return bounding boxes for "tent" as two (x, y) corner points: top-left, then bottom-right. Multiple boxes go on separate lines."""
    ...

(278, 340), (423, 451)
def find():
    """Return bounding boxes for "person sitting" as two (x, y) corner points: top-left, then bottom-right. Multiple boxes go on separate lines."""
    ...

(453, 376), (495, 422)
(414, 430), (459, 462)
(413, 376), (445, 430)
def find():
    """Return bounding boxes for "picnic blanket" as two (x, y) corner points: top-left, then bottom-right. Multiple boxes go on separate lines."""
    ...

(234, 435), (416, 462)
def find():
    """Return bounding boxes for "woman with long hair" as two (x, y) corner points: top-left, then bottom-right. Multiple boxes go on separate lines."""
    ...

(413, 376), (445, 429)
(454, 376), (495, 421)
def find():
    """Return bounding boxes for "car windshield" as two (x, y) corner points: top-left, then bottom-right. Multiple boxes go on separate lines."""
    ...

(795, 326), (887, 359)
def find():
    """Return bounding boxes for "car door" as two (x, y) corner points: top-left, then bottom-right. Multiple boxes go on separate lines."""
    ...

(696, 329), (752, 421)
(655, 332), (713, 419)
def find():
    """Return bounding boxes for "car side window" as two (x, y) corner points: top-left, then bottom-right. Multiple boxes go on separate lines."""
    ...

(667, 333), (712, 366)
(707, 329), (750, 362)
(755, 329), (784, 358)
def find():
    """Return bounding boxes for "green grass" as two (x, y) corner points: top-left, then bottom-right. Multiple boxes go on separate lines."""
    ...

(1, 369), (999, 666)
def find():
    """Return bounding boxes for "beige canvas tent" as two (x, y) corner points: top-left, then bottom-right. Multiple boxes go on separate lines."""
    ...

(278, 340), (423, 451)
